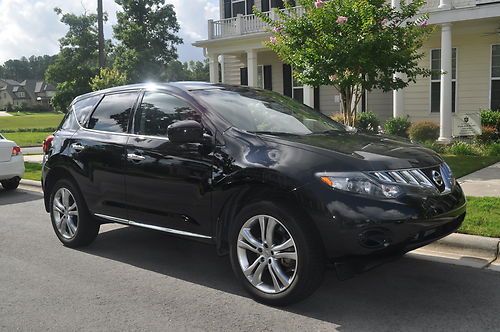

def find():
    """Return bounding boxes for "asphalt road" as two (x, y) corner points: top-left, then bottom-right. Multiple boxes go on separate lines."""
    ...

(1, 188), (499, 332)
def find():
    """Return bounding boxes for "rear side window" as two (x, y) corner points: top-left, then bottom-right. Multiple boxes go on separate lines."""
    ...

(60, 111), (79, 131)
(87, 92), (138, 133)
(73, 95), (102, 125)
(134, 92), (201, 137)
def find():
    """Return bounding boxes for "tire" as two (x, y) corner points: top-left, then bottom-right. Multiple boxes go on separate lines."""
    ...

(229, 201), (325, 306)
(1, 177), (20, 190)
(49, 179), (99, 248)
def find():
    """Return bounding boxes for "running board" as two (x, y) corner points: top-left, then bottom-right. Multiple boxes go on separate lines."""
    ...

(94, 213), (212, 240)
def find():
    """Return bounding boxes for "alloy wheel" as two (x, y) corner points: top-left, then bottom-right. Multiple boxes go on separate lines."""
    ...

(236, 215), (298, 294)
(52, 187), (79, 239)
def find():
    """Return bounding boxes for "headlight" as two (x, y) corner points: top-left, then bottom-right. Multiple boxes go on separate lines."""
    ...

(316, 172), (402, 199)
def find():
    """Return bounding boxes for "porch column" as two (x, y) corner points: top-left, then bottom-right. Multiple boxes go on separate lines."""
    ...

(391, 0), (404, 118)
(208, 53), (219, 83)
(303, 85), (315, 108)
(439, 0), (451, 10)
(247, 49), (258, 87)
(438, 23), (453, 143)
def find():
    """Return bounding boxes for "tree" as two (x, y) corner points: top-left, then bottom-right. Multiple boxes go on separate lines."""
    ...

(162, 60), (209, 82)
(45, 8), (101, 112)
(256, 0), (433, 126)
(0, 55), (56, 81)
(90, 67), (128, 91)
(113, 0), (183, 82)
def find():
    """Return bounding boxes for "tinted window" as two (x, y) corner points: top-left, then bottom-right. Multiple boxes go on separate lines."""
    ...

(135, 92), (201, 137)
(60, 111), (79, 131)
(193, 88), (345, 135)
(73, 95), (102, 125)
(88, 92), (138, 133)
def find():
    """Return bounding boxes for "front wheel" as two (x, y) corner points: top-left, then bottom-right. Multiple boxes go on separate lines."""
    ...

(49, 179), (99, 248)
(1, 177), (20, 190)
(229, 201), (325, 306)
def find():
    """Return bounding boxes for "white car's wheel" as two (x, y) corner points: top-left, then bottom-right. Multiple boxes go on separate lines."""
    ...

(1, 177), (20, 190)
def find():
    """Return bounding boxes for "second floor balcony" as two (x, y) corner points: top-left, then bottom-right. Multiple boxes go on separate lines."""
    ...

(206, 0), (496, 41)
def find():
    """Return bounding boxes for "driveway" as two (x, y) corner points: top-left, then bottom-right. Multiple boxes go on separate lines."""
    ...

(0, 111), (12, 117)
(1, 189), (499, 331)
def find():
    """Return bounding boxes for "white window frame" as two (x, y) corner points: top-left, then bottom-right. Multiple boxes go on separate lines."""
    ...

(490, 44), (500, 110)
(429, 47), (458, 114)
(17, 91), (26, 98)
(291, 67), (303, 101)
(257, 65), (264, 89)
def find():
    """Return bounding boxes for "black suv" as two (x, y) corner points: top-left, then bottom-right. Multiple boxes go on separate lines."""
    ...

(42, 82), (466, 305)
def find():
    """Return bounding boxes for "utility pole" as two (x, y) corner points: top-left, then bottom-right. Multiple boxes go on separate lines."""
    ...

(97, 0), (105, 68)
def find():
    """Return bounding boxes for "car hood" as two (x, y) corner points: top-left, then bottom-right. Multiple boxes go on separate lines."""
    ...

(258, 132), (443, 171)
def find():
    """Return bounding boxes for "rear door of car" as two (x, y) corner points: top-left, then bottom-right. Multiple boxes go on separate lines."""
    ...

(124, 90), (215, 237)
(71, 90), (141, 220)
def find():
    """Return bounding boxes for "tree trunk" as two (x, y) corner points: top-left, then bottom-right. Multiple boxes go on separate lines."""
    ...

(339, 86), (361, 127)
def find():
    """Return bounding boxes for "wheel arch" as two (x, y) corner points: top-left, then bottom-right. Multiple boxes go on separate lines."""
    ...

(213, 180), (325, 257)
(43, 166), (81, 212)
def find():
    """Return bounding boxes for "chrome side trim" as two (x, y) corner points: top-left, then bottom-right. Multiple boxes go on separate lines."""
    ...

(94, 213), (212, 239)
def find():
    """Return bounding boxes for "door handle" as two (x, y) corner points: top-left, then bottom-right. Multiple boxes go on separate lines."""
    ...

(71, 143), (85, 152)
(127, 153), (145, 161)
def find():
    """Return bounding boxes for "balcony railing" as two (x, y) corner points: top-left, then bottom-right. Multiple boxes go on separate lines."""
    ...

(208, 6), (305, 40)
(207, 0), (484, 40)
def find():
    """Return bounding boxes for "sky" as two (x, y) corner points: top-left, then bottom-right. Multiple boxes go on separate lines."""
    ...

(0, 0), (220, 64)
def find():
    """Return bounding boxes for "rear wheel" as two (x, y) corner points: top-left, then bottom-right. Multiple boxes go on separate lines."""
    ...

(1, 177), (20, 190)
(49, 179), (99, 247)
(229, 201), (325, 306)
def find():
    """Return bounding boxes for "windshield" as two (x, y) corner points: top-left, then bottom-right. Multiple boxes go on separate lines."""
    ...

(193, 87), (345, 135)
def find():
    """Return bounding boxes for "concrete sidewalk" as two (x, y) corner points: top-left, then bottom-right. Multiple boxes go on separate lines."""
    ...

(458, 162), (500, 197)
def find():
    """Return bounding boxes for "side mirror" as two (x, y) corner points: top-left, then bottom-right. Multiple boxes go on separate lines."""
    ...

(167, 120), (203, 144)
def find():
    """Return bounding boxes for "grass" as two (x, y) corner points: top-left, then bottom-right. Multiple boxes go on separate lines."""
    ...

(459, 197), (500, 238)
(442, 155), (500, 178)
(0, 113), (63, 131)
(23, 162), (42, 181)
(4, 131), (53, 147)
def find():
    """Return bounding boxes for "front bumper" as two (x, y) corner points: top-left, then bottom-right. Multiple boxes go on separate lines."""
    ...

(295, 181), (466, 259)
(0, 155), (24, 181)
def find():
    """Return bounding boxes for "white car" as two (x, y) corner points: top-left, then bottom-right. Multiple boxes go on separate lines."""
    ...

(0, 133), (24, 190)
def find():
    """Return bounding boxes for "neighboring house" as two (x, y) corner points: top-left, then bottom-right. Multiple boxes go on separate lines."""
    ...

(194, 0), (500, 141)
(0, 79), (56, 110)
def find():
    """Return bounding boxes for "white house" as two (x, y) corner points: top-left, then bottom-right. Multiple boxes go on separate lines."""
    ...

(193, 0), (500, 141)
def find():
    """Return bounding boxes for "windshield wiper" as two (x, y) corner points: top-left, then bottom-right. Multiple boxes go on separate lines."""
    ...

(250, 131), (303, 136)
(307, 129), (343, 136)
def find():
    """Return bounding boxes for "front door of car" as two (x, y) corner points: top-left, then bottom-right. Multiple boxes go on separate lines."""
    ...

(71, 91), (140, 220)
(124, 91), (214, 237)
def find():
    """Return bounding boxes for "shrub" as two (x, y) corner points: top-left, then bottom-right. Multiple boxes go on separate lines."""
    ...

(355, 111), (380, 133)
(485, 142), (500, 157)
(445, 141), (483, 156)
(421, 141), (446, 154)
(408, 121), (440, 142)
(476, 126), (499, 144)
(480, 109), (500, 131)
(7, 104), (53, 113)
(330, 113), (345, 124)
(384, 116), (412, 138)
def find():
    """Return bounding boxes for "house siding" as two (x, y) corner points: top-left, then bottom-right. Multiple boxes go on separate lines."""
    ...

(405, 19), (498, 123)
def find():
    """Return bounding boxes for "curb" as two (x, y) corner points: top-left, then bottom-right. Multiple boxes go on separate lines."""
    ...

(20, 179), (42, 191)
(410, 233), (500, 271)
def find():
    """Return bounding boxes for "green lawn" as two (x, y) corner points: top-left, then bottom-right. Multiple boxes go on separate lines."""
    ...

(4, 132), (53, 147)
(23, 162), (42, 181)
(442, 155), (500, 178)
(459, 197), (500, 238)
(0, 113), (63, 131)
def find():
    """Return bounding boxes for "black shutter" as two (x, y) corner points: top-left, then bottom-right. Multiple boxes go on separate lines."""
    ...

(314, 87), (320, 110)
(247, 0), (255, 14)
(224, 0), (231, 18)
(262, 0), (270, 11)
(283, 64), (292, 97)
(240, 67), (248, 86)
(264, 65), (273, 90)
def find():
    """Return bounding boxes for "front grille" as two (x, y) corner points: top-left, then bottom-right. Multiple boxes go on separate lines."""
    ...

(369, 163), (453, 194)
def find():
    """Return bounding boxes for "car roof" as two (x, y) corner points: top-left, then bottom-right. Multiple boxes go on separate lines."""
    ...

(72, 81), (226, 105)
